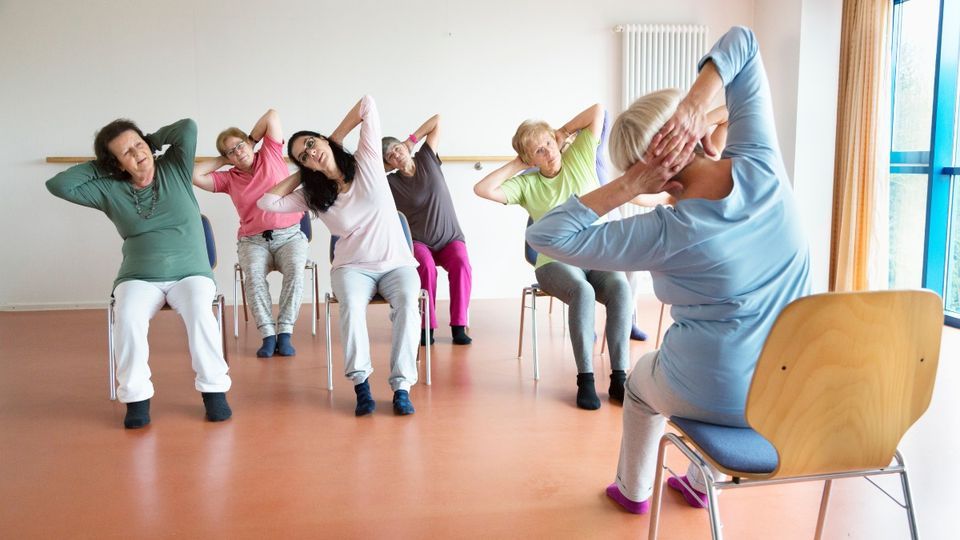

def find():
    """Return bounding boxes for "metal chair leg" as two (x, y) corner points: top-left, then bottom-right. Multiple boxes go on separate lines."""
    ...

(648, 437), (670, 540)
(532, 288), (540, 381)
(422, 290), (431, 386)
(655, 302), (667, 348)
(703, 468), (723, 540)
(314, 265), (321, 323)
(653, 433), (724, 540)
(233, 264), (241, 338)
(107, 299), (117, 401)
(309, 263), (317, 336)
(814, 480), (832, 540)
(561, 302), (568, 339)
(325, 293), (334, 391)
(216, 294), (228, 364)
(895, 451), (920, 540)
(518, 288), (529, 359)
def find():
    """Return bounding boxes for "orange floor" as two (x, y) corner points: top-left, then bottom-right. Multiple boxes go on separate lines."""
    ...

(0, 297), (955, 539)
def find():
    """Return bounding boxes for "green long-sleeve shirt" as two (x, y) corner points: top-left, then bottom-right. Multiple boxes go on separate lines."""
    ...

(46, 119), (213, 291)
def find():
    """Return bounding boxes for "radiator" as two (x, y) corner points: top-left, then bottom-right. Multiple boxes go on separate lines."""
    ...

(620, 24), (709, 109)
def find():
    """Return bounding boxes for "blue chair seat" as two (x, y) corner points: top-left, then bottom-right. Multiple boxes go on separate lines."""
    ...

(670, 417), (778, 474)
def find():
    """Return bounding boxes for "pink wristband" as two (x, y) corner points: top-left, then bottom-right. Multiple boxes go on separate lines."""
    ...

(407, 134), (418, 143)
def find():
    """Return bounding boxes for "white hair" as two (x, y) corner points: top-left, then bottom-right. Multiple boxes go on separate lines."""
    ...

(609, 88), (683, 171)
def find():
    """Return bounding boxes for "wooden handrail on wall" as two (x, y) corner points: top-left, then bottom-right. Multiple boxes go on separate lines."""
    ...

(46, 155), (513, 165)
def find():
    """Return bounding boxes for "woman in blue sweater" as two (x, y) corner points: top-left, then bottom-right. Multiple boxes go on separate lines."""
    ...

(526, 26), (811, 513)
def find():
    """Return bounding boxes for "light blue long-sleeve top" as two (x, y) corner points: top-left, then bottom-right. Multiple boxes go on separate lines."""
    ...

(526, 26), (811, 418)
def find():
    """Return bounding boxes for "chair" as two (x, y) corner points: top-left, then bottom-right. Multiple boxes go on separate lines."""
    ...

(323, 211), (431, 390)
(107, 214), (228, 401)
(233, 212), (320, 337)
(648, 290), (943, 540)
(517, 216), (566, 381)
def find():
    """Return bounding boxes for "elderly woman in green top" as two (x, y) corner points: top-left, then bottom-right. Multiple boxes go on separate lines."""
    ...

(474, 104), (633, 410)
(46, 118), (232, 429)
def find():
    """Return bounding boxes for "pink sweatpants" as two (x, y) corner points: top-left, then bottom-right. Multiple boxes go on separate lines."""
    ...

(412, 240), (472, 328)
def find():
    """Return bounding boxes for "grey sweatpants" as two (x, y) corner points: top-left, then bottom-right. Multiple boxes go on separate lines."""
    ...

(534, 261), (632, 373)
(331, 265), (420, 392)
(615, 350), (745, 501)
(238, 223), (309, 338)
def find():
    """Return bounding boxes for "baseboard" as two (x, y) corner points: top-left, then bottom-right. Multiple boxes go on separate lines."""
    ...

(0, 301), (110, 311)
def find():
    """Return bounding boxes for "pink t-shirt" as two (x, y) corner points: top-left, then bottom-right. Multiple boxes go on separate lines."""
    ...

(258, 96), (417, 273)
(211, 135), (302, 238)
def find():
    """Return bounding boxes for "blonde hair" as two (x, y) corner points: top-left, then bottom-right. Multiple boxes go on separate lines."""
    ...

(609, 88), (683, 171)
(216, 127), (252, 156)
(511, 120), (555, 163)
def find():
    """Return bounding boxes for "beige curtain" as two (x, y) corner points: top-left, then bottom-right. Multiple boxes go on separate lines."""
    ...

(830, 0), (892, 292)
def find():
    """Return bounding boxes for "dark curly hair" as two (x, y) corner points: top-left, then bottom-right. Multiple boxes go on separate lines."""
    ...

(93, 119), (156, 179)
(287, 130), (357, 214)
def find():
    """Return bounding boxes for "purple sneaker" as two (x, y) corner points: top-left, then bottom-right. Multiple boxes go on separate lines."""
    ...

(605, 483), (650, 514)
(667, 475), (708, 508)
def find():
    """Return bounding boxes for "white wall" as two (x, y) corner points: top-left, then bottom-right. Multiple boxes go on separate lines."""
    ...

(755, 0), (842, 293)
(0, 0), (840, 309)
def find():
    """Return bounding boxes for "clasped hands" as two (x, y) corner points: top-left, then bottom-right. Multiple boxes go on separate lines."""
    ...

(621, 99), (718, 197)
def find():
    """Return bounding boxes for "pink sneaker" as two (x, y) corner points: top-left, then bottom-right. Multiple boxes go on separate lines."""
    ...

(667, 475), (708, 508)
(605, 483), (650, 514)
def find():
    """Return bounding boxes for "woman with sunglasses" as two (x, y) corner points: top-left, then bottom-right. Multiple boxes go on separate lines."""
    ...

(193, 110), (309, 359)
(258, 95), (420, 417)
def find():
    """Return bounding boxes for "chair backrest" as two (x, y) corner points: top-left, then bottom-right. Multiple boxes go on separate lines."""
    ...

(745, 289), (943, 479)
(396, 211), (414, 251)
(329, 211), (413, 263)
(523, 216), (537, 267)
(200, 214), (217, 269)
(299, 212), (313, 243)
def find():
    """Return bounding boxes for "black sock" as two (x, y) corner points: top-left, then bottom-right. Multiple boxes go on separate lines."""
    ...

(257, 335), (277, 358)
(576, 373), (601, 410)
(609, 370), (627, 403)
(275, 333), (296, 356)
(393, 390), (415, 415)
(202, 392), (232, 422)
(451, 325), (472, 345)
(420, 328), (435, 346)
(124, 399), (151, 429)
(354, 380), (376, 416)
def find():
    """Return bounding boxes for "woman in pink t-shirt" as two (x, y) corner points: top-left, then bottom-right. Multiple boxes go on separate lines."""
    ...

(258, 96), (421, 417)
(193, 110), (309, 359)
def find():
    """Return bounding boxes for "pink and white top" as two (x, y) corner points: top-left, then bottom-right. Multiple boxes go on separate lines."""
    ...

(211, 135), (302, 238)
(257, 96), (417, 273)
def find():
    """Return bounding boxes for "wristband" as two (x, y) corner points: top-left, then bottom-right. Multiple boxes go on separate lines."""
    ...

(407, 133), (418, 144)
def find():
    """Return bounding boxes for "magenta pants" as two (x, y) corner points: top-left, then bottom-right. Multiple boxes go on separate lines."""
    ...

(413, 240), (472, 328)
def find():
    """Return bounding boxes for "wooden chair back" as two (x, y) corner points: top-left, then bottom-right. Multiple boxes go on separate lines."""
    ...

(746, 290), (943, 478)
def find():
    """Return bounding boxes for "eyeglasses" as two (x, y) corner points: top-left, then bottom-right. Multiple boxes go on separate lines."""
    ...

(226, 140), (247, 158)
(297, 137), (318, 165)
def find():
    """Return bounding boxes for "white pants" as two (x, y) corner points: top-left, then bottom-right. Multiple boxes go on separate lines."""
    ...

(615, 351), (746, 501)
(113, 276), (232, 403)
(331, 266), (420, 392)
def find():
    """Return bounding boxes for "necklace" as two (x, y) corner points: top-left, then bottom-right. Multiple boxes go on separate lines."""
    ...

(131, 180), (159, 219)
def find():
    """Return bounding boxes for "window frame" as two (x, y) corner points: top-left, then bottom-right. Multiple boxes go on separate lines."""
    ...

(890, 0), (960, 327)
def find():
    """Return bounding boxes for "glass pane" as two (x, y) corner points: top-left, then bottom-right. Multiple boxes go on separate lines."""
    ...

(889, 173), (929, 287)
(891, 0), (940, 152)
(946, 176), (960, 314)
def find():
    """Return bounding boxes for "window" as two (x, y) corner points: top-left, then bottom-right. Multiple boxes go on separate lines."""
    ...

(890, 0), (960, 326)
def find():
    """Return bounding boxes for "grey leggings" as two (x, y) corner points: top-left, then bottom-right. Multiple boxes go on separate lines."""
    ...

(534, 261), (632, 373)
(238, 223), (309, 337)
